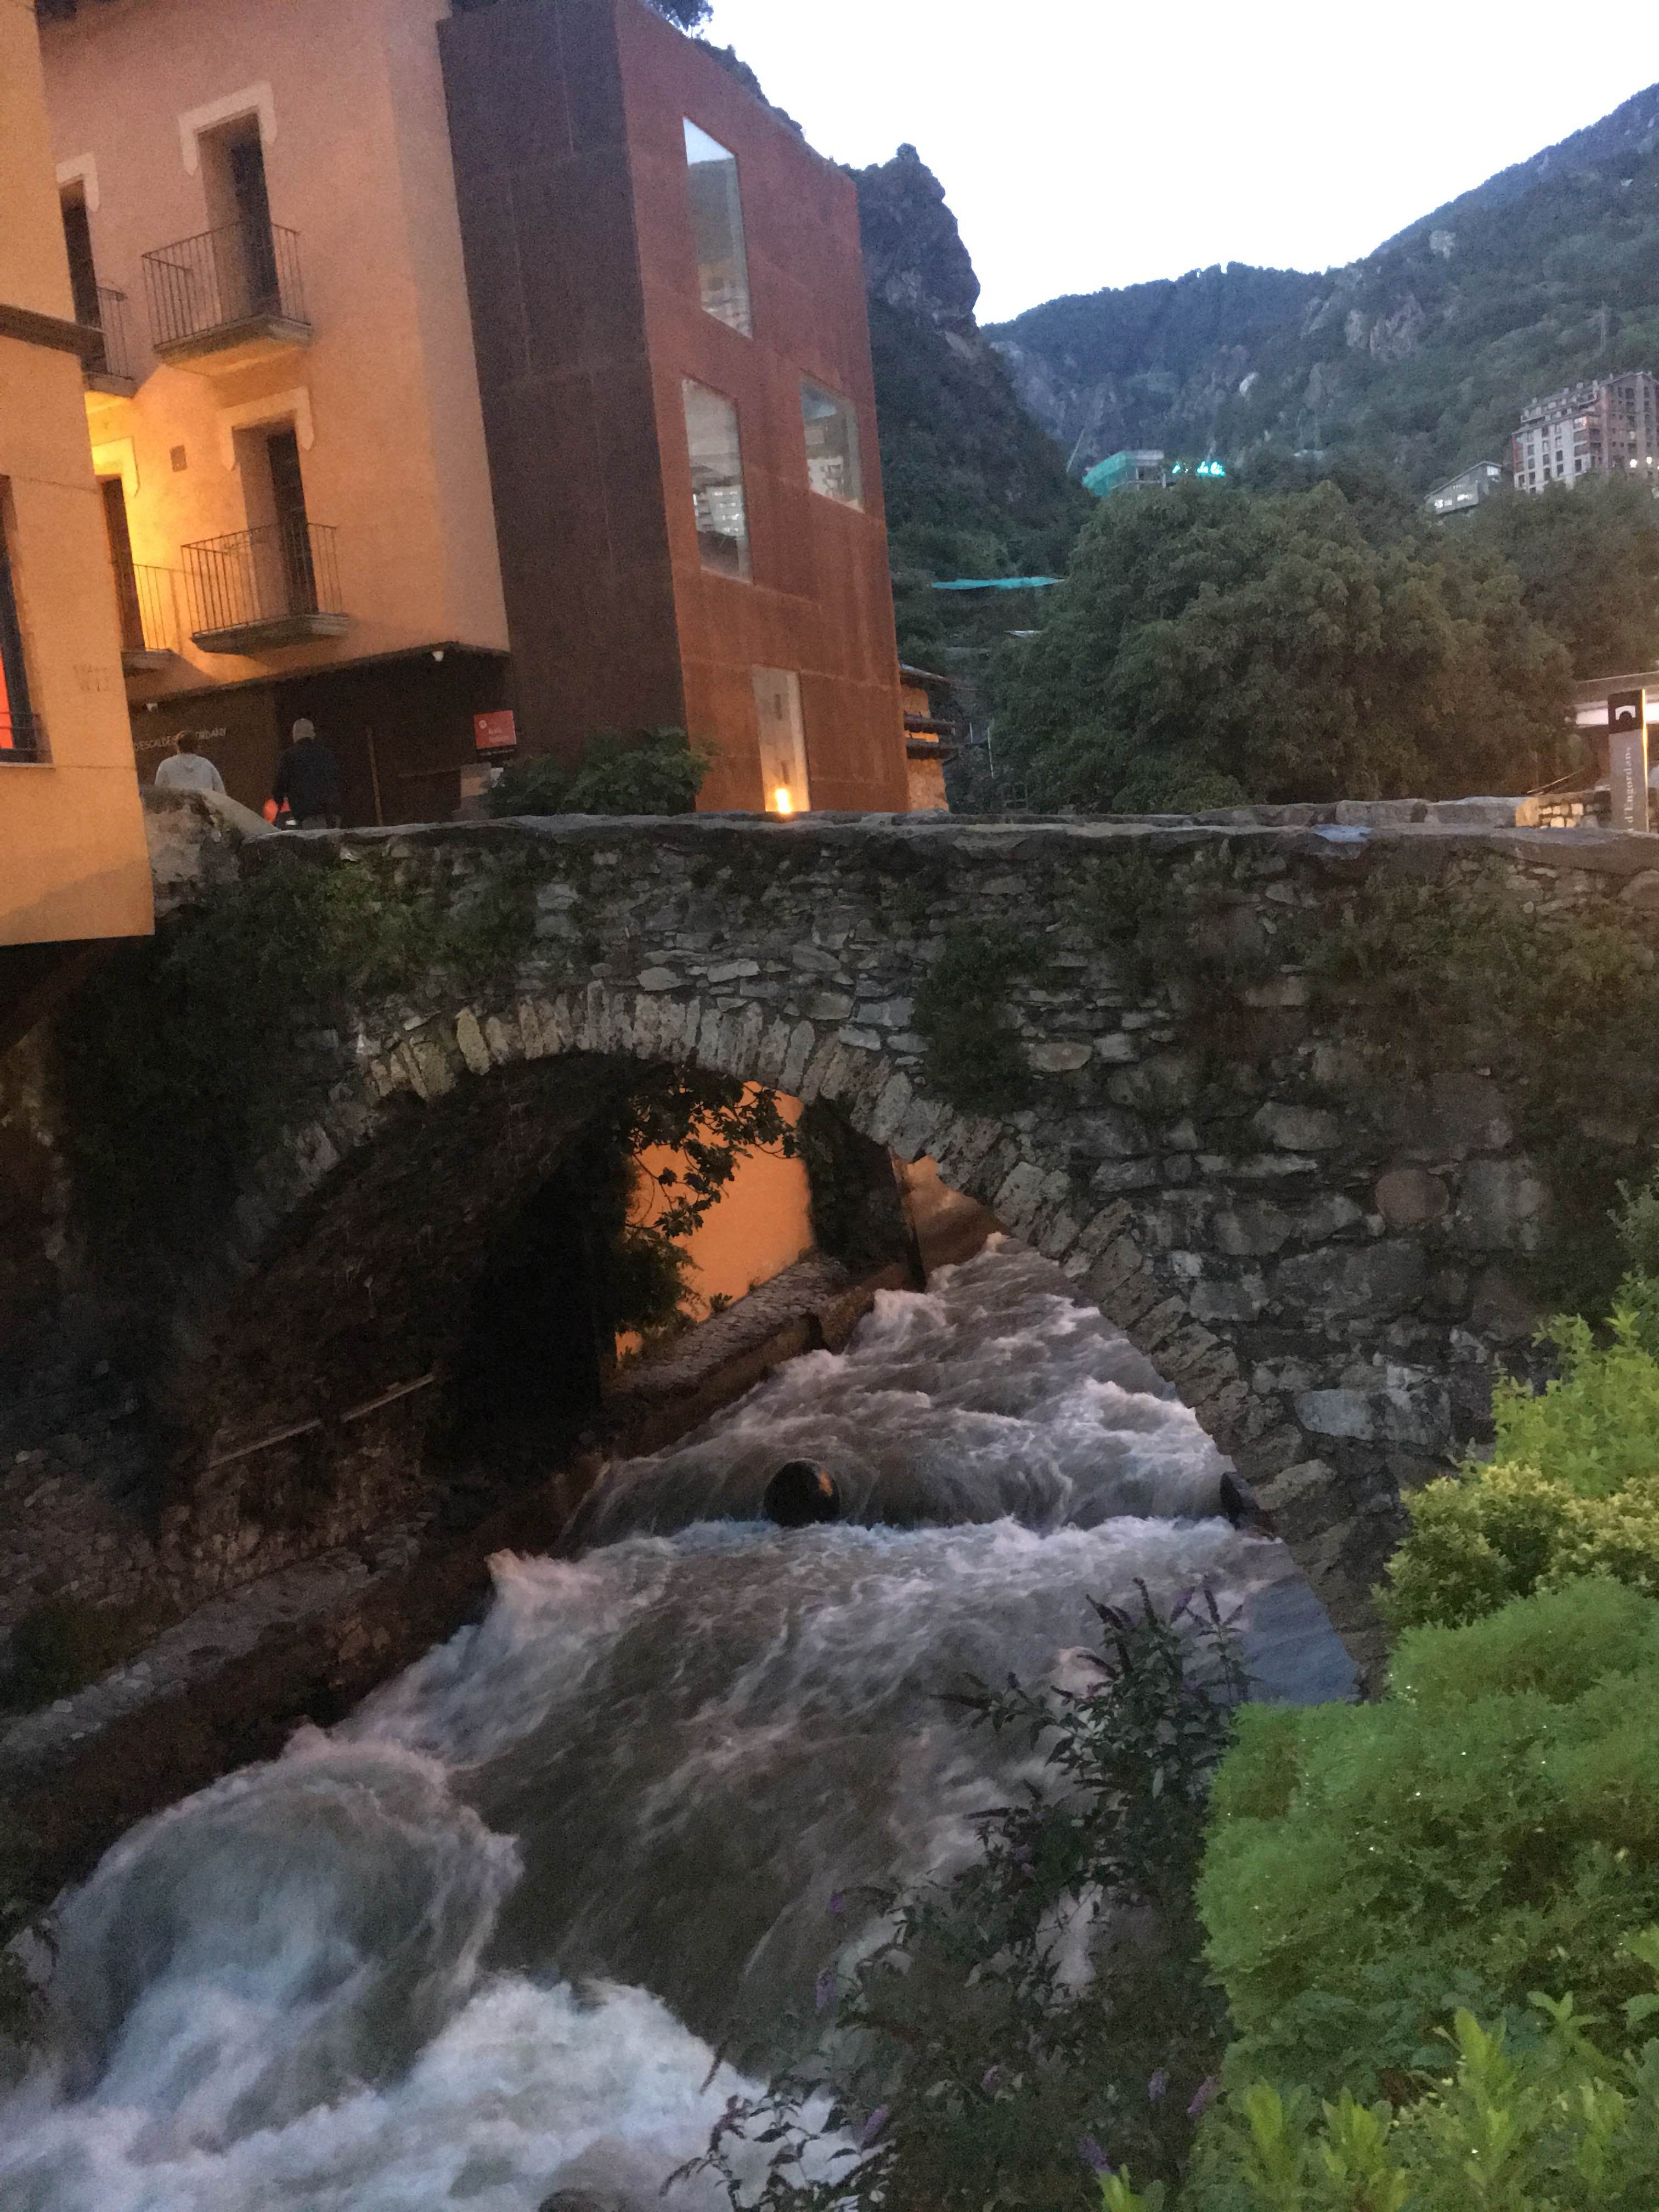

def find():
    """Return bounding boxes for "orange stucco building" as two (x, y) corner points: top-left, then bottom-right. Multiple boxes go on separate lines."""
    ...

(37, 0), (909, 822)
(1, 0), (151, 1024)
(39, 0), (514, 822)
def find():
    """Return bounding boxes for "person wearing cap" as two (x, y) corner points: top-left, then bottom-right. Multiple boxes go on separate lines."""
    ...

(153, 731), (225, 797)
(272, 716), (342, 829)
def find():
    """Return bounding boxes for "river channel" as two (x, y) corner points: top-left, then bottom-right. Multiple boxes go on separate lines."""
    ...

(0, 1239), (1352, 2212)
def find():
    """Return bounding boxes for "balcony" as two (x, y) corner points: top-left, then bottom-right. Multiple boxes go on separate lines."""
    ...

(183, 520), (348, 653)
(115, 563), (182, 673)
(83, 286), (136, 398)
(142, 220), (310, 375)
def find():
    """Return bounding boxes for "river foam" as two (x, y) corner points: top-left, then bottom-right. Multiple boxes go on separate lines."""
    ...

(0, 1240), (1353, 2212)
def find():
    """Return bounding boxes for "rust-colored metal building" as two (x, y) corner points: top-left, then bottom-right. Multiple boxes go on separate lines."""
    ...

(439, 0), (907, 813)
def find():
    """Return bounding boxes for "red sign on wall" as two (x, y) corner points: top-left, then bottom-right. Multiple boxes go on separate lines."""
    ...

(474, 709), (518, 753)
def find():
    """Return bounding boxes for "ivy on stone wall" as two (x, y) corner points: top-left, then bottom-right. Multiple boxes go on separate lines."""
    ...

(913, 922), (1049, 1115)
(61, 848), (548, 1232)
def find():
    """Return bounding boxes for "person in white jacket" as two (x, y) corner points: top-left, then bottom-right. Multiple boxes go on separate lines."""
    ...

(153, 732), (225, 795)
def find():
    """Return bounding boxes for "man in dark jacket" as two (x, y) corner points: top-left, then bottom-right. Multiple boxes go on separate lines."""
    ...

(273, 717), (342, 828)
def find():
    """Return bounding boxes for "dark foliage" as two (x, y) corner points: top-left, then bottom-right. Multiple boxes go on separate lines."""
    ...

(483, 728), (711, 819)
(991, 478), (1575, 811)
(1469, 470), (1659, 676)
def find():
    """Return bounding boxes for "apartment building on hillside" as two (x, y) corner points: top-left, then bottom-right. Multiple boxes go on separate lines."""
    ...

(1, 0), (151, 1038)
(36, 0), (907, 821)
(1510, 371), (1659, 494)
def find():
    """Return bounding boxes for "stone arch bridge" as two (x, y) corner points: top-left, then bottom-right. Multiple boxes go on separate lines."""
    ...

(104, 799), (1659, 1681)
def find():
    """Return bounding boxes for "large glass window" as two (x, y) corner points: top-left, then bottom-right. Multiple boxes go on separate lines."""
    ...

(683, 120), (752, 337)
(800, 381), (863, 508)
(753, 667), (810, 814)
(682, 381), (751, 580)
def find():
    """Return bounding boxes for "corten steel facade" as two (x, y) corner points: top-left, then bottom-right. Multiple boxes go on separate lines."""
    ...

(439, 0), (908, 814)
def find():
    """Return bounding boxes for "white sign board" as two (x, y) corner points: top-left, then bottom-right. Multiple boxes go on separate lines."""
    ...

(1609, 687), (1649, 833)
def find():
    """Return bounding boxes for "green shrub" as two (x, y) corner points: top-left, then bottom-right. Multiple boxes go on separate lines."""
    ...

(1486, 1305), (1659, 1497)
(1198, 1581), (1659, 2102)
(1379, 1253), (1659, 1632)
(484, 727), (710, 819)
(1381, 1462), (1659, 1631)
(1133, 1934), (1659, 2211)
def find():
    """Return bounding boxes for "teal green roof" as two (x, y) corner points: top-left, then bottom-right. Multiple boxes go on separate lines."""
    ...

(930, 576), (1062, 592)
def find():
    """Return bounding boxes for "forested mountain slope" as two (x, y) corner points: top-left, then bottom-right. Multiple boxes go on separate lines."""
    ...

(849, 145), (1088, 659)
(990, 83), (1659, 489)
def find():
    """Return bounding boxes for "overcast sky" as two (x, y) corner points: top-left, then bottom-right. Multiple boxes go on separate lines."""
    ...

(701, 0), (1656, 325)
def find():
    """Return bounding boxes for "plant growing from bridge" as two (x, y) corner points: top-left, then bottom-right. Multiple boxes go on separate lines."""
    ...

(677, 1587), (1246, 2209)
(1306, 856), (1659, 1317)
(913, 921), (1049, 1114)
(60, 845), (548, 1229)
(566, 1065), (799, 1345)
(482, 727), (712, 819)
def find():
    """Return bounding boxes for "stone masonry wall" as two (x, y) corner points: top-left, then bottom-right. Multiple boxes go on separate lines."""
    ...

(31, 801), (1659, 1686)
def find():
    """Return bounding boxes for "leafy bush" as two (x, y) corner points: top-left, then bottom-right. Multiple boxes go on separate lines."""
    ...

(1485, 1305), (1659, 1496)
(1381, 1460), (1659, 1630)
(1199, 1579), (1659, 2102)
(1380, 1233), (1659, 1630)
(483, 728), (710, 819)
(1122, 1933), (1659, 2211)
(678, 1589), (1247, 2209)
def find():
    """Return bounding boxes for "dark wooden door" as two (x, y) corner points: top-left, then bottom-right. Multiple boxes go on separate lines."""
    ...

(100, 478), (144, 654)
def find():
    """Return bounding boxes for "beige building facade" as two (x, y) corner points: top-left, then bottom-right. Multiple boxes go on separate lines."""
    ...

(40, 0), (512, 819)
(1, 0), (151, 993)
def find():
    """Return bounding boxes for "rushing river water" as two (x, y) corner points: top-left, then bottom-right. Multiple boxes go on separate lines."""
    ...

(0, 1241), (1353, 2212)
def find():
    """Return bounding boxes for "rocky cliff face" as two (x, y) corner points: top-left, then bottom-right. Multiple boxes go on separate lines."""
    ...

(989, 80), (1659, 487)
(855, 143), (983, 338)
(847, 147), (1086, 658)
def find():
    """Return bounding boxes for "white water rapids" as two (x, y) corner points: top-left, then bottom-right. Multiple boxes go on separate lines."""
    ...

(0, 1241), (1353, 2212)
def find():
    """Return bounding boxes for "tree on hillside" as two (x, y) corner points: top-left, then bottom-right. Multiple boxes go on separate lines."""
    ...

(1471, 472), (1659, 676)
(991, 481), (1575, 811)
(851, 146), (1088, 663)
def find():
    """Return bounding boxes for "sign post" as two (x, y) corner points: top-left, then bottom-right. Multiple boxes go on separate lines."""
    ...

(1609, 688), (1649, 833)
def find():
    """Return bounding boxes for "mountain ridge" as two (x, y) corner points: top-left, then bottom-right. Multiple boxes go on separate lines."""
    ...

(988, 82), (1659, 488)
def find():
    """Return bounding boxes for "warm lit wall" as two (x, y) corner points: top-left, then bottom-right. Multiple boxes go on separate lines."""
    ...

(618, 0), (907, 814)
(900, 675), (948, 812)
(0, 0), (151, 948)
(629, 1088), (811, 1320)
(38, 0), (509, 698)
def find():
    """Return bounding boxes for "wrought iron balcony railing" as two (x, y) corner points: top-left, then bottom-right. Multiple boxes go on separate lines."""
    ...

(142, 220), (309, 359)
(115, 563), (180, 663)
(182, 519), (347, 652)
(84, 285), (134, 388)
